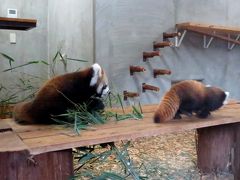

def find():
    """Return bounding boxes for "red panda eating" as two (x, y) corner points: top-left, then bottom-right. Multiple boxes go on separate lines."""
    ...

(154, 80), (229, 123)
(13, 63), (110, 124)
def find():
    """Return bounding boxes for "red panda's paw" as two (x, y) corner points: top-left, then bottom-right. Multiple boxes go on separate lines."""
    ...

(154, 113), (161, 123)
(196, 110), (210, 118)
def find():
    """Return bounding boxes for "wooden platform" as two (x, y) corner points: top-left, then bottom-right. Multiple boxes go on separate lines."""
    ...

(0, 17), (37, 30)
(0, 102), (240, 155)
(1, 102), (240, 179)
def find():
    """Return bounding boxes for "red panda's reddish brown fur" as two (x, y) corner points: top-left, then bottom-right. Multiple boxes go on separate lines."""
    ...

(154, 80), (227, 123)
(13, 64), (109, 124)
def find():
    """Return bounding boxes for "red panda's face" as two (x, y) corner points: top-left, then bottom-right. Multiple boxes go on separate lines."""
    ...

(90, 63), (110, 97)
(206, 86), (228, 111)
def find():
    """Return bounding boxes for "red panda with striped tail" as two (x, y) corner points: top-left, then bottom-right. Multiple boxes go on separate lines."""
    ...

(154, 80), (229, 123)
(13, 63), (110, 124)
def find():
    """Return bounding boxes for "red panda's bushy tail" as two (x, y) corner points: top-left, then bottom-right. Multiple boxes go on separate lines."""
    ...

(154, 90), (180, 123)
(13, 101), (34, 124)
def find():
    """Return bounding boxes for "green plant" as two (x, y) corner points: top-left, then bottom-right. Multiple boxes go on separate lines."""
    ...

(0, 49), (88, 117)
(73, 142), (148, 180)
(52, 92), (143, 134)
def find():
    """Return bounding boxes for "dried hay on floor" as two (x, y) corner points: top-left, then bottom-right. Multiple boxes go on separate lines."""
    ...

(75, 130), (233, 180)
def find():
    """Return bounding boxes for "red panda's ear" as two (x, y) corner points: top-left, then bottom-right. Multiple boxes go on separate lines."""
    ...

(90, 63), (102, 86)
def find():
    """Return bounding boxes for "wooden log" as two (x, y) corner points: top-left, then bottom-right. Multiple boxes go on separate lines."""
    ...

(129, 65), (146, 75)
(197, 124), (235, 173)
(142, 83), (159, 92)
(0, 149), (73, 180)
(143, 51), (160, 61)
(123, 91), (139, 100)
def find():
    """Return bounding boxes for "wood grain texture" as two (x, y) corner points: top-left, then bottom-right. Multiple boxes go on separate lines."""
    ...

(0, 102), (239, 155)
(197, 124), (235, 173)
(0, 149), (73, 180)
(176, 22), (240, 34)
(233, 124), (240, 179)
(0, 119), (12, 132)
(0, 131), (29, 152)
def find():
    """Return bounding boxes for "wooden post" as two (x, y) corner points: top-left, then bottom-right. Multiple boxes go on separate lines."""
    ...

(0, 149), (73, 180)
(197, 124), (235, 174)
(233, 123), (240, 179)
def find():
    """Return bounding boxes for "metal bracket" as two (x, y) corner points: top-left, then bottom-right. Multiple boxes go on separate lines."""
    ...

(228, 34), (240, 50)
(203, 35), (214, 48)
(174, 30), (187, 47)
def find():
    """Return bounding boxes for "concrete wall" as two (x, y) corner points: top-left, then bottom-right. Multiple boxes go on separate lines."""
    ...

(0, 0), (48, 83)
(48, 0), (94, 75)
(95, 0), (240, 104)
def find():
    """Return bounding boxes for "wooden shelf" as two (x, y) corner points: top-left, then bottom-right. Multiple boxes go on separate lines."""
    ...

(175, 22), (240, 48)
(176, 22), (240, 35)
(0, 17), (37, 31)
(0, 101), (240, 155)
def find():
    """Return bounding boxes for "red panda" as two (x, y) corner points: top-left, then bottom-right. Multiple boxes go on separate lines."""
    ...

(13, 63), (110, 124)
(154, 80), (229, 123)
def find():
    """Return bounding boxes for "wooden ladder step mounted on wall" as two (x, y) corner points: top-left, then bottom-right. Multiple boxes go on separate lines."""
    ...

(143, 51), (160, 62)
(123, 91), (140, 100)
(129, 65), (146, 75)
(163, 32), (181, 40)
(153, 69), (171, 78)
(153, 41), (174, 50)
(142, 83), (160, 92)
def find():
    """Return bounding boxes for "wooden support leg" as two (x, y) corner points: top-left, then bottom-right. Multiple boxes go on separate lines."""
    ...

(0, 149), (73, 180)
(233, 123), (240, 179)
(197, 124), (235, 174)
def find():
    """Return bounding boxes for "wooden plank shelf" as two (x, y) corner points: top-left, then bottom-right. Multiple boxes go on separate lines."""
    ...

(175, 22), (240, 49)
(0, 17), (37, 30)
(0, 101), (239, 155)
(176, 22), (240, 35)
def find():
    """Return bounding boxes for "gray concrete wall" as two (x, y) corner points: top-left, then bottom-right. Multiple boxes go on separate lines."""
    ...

(0, 0), (94, 102)
(48, 0), (94, 75)
(95, 0), (240, 105)
(0, 0), (48, 81)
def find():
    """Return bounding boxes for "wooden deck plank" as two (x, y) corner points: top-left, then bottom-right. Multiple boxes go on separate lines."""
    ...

(0, 131), (29, 152)
(2, 103), (240, 155)
(0, 119), (12, 132)
(176, 22), (240, 34)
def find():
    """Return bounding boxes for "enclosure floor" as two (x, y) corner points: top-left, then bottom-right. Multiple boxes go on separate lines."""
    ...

(76, 130), (234, 180)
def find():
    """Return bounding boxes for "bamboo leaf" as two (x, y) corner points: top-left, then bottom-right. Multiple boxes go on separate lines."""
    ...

(66, 57), (88, 62)
(94, 172), (125, 180)
(0, 52), (15, 68)
(3, 61), (48, 72)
